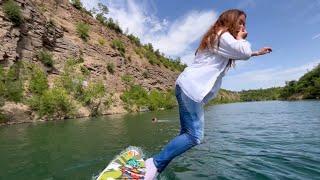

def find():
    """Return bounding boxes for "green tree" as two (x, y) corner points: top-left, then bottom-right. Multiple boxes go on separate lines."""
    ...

(98, 3), (109, 14)
(96, 13), (107, 24)
(71, 0), (83, 10)
(105, 18), (123, 34)
(79, 81), (105, 105)
(120, 85), (148, 111)
(127, 34), (141, 46)
(28, 87), (75, 118)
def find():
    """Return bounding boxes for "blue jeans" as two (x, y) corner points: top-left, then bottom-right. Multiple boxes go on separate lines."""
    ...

(153, 84), (205, 173)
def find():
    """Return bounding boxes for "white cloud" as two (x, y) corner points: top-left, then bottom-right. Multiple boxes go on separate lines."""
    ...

(81, 0), (99, 11)
(312, 33), (320, 40)
(147, 11), (216, 57)
(222, 59), (320, 91)
(80, 0), (216, 64)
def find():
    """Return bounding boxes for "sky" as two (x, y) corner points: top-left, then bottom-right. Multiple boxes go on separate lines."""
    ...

(81, 0), (320, 91)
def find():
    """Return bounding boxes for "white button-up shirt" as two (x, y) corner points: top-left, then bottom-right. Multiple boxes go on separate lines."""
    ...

(176, 32), (253, 104)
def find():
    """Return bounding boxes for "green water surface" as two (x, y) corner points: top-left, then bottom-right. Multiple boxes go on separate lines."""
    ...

(0, 101), (319, 179)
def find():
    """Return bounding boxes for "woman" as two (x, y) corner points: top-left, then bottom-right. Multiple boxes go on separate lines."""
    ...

(145, 9), (272, 179)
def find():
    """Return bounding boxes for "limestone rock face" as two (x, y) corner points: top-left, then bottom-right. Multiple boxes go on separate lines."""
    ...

(0, 0), (179, 89)
(0, 0), (181, 123)
(0, 0), (68, 66)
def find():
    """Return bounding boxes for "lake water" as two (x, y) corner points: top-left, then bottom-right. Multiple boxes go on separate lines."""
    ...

(0, 101), (319, 179)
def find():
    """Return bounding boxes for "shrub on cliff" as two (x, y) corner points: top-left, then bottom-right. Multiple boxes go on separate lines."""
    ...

(127, 34), (141, 47)
(29, 66), (48, 95)
(107, 63), (115, 74)
(145, 50), (159, 66)
(79, 81), (105, 106)
(120, 85), (176, 112)
(98, 38), (106, 46)
(76, 22), (90, 42)
(2, 63), (23, 102)
(148, 89), (176, 111)
(73, 80), (106, 116)
(80, 65), (90, 76)
(5, 80), (23, 102)
(3, 0), (23, 26)
(28, 87), (75, 119)
(111, 39), (125, 56)
(55, 59), (85, 98)
(134, 45), (186, 71)
(120, 85), (148, 111)
(37, 50), (54, 67)
(142, 70), (149, 78)
(55, 59), (106, 107)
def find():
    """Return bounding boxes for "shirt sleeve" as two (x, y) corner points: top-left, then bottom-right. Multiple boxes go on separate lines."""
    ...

(210, 32), (252, 60)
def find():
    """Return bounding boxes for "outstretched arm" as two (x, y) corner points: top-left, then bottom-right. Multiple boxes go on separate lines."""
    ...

(211, 30), (272, 60)
(251, 47), (272, 57)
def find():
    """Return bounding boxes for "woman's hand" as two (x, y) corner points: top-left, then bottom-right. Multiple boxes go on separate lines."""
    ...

(236, 27), (248, 40)
(252, 47), (272, 56)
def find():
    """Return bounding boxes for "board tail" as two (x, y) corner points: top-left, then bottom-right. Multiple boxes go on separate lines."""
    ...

(96, 146), (146, 180)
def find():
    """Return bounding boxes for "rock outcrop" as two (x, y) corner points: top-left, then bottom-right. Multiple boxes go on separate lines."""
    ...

(0, 0), (180, 124)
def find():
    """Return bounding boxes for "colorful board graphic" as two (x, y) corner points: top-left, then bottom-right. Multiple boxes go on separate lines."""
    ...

(96, 146), (146, 180)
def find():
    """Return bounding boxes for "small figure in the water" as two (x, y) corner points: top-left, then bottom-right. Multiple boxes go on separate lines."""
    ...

(152, 117), (157, 123)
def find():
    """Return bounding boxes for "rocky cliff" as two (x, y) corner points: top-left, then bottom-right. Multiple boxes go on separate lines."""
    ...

(0, 0), (182, 124)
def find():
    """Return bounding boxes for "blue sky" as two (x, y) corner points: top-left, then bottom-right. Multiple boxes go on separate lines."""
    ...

(82, 0), (320, 91)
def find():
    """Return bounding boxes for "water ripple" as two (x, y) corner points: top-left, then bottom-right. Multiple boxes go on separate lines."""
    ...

(0, 101), (320, 179)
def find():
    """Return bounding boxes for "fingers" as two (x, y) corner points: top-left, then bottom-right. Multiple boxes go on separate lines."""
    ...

(263, 47), (272, 53)
(257, 47), (272, 56)
(265, 47), (272, 51)
(243, 27), (247, 33)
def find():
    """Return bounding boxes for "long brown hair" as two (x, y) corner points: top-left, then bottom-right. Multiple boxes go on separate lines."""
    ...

(195, 9), (246, 68)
